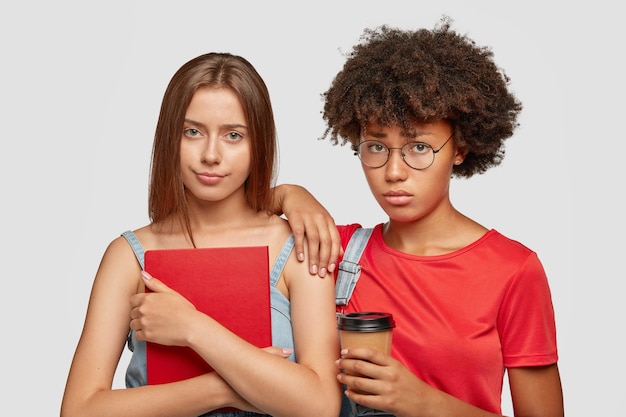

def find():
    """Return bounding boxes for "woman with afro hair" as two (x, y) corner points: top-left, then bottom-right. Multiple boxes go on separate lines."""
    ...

(275, 17), (564, 417)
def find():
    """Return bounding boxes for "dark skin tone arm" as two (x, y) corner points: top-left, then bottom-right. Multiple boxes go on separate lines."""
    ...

(508, 365), (564, 417)
(272, 184), (342, 278)
(337, 347), (563, 417)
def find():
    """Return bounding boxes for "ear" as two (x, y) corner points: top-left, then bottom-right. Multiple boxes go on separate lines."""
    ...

(453, 148), (467, 165)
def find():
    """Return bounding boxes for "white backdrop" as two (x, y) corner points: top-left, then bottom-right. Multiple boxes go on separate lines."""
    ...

(1, 1), (623, 415)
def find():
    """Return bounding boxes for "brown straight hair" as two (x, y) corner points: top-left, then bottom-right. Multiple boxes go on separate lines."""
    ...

(148, 53), (277, 243)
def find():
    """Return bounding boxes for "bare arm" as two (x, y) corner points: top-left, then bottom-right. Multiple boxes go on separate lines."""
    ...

(60, 237), (256, 417)
(271, 184), (341, 277)
(508, 365), (564, 417)
(337, 348), (564, 417)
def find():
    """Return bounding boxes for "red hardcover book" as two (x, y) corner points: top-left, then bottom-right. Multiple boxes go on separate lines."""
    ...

(144, 246), (272, 386)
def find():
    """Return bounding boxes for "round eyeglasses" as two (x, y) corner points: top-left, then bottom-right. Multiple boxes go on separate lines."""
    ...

(353, 134), (453, 170)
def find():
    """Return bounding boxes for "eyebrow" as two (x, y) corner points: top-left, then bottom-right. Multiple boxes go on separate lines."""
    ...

(183, 118), (248, 131)
(365, 130), (434, 140)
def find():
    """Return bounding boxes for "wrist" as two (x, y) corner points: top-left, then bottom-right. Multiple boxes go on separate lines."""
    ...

(271, 184), (289, 215)
(272, 184), (301, 216)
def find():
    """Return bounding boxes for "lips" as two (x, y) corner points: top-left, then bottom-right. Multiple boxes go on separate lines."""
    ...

(382, 190), (413, 205)
(383, 190), (411, 197)
(196, 172), (224, 185)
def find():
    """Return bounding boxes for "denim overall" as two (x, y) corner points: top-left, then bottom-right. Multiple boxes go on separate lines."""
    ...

(121, 230), (295, 417)
(336, 228), (395, 417)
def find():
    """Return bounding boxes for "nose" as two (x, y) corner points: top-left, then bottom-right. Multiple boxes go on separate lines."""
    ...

(384, 148), (408, 182)
(201, 137), (222, 164)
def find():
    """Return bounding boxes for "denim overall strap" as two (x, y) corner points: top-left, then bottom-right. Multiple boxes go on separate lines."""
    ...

(121, 230), (145, 270)
(335, 227), (394, 417)
(270, 234), (294, 286)
(120, 230), (147, 386)
(335, 228), (373, 307)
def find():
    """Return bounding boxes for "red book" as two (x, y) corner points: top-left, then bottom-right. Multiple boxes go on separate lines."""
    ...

(144, 246), (272, 386)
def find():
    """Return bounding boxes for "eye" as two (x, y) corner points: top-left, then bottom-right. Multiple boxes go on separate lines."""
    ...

(184, 128), (202, 138)
(225, 131), (244, 142)
(366, 141), (387, 154)
(405, 142), (431, 155)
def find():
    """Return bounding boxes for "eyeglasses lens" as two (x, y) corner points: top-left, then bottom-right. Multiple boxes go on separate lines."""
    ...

(356, 141), (434, 170)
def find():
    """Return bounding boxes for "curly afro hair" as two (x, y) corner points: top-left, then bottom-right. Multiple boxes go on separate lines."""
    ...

(320, 17), (523, 178)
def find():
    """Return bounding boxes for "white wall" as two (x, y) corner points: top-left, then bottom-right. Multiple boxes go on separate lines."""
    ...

(1, 1), (622, 415)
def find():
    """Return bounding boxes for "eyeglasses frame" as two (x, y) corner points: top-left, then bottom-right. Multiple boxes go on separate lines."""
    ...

(353, 133), (454, 170)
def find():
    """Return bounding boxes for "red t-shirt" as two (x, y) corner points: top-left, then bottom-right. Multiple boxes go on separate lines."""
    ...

(337, 224), (558, 414)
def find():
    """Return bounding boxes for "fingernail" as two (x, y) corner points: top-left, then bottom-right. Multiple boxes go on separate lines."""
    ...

(141, 271), (152, 280)
(310, 264), (318, 275)
(319, 267), (327, 278)
(328, 263), (336, 273)
(297, 252), (305, 262)
(282, 348), (294, 355)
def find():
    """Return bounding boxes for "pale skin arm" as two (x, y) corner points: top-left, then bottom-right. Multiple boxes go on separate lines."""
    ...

(337, 348), (564, 417)
(271, 184), (342, 277)
(60, 237), (272, 417)
(131, 248), (342, 417)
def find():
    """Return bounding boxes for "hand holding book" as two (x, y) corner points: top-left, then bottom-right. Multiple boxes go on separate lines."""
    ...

(129, 270), (200, 347)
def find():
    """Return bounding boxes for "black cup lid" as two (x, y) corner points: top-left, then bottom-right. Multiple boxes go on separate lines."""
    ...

(337, 312), (396, 332)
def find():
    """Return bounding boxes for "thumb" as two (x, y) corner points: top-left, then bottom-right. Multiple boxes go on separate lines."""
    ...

(141, 270), (173, 293)
(262, 346), (294, 358)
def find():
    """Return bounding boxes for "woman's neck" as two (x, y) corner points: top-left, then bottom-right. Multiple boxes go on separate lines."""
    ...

(383, 207), (486, 256)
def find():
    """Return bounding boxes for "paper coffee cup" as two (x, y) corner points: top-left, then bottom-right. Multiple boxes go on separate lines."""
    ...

(337, 311), (395, 353)
(337, 312), (395, 399)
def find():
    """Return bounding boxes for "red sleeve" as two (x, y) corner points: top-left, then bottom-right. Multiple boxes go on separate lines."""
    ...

(498, 252), (559, 367)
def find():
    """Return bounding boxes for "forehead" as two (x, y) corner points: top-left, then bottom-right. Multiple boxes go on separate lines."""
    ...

(364, 120), (448, 135)
(186, 87), (245, 122)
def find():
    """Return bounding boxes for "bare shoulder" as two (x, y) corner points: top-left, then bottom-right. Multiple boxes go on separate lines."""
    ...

(103, 226), (150, 260)
(268, 215), (306, 256)
(264, 216), (314, 292)
(95, 228), (148, 294)
(271, 215), (296, 238)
